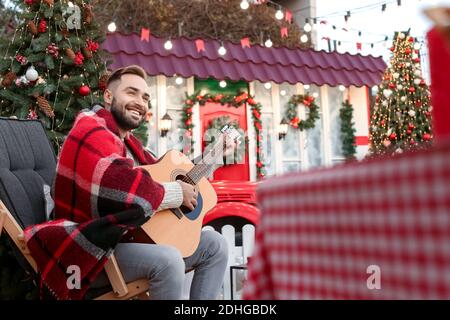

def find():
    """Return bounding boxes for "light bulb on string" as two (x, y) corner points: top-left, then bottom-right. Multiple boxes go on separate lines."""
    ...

(304, 23), (312, 33)
(219, 80), (227, 88)
(175, 76), (184, 85)
(264, 82), (272, 90)
(339, 85), (346, 92)
(164, 40), (173, 50)
(107, 22), (117, 32)
(240, 0), (249, 10)
(300, 34), (308, 43)
(265, 38), (273, 48)
(275, 9), (284, 20)
(280, 90), (286, 96)
(218, 44), (227, 56)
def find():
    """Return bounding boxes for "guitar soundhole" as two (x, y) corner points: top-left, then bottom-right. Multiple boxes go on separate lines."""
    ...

(175, 174), (196, 215)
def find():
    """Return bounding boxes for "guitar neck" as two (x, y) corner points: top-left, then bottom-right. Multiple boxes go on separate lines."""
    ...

(185, 138), (225, 185)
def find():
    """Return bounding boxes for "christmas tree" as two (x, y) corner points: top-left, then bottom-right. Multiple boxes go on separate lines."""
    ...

(369, 31), (432, 155)
(0, 0), (109, 152)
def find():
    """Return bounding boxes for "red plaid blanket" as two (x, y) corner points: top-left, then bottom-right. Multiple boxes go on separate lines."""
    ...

(244, 140), (450, 299)
(24, 105), (164, 299)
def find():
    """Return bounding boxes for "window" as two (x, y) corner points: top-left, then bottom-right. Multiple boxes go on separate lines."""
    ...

(280, 83), (301, 173)
(254, 81), (276, 176)
(305, 85), (324, 168)
(327, 86), (344, 164)
(145, 76), (159, 155)
(166, 76), (188, 151)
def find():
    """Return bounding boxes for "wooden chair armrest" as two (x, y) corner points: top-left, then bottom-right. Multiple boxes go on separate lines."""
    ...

(104, 254), (129, 297)
(0, 209), (5, 234)
(0, 201), (37, 271)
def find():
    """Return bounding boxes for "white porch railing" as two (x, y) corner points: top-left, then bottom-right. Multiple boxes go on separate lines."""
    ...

(183, 224), (255, 300)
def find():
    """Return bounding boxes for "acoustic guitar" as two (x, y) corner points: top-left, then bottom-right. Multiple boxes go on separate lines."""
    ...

(138, 125), (241, 257)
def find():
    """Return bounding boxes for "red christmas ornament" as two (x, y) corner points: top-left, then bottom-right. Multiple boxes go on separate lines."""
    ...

(27, 109), (38, 119)
(408, 37), (414, 43)
(25, 0), (33, 4)
(254, 121), (262, 130)
(78, 85), (90, 96)
(409, 87), (415, 93)
(247, 98), (256, 105)
(290, 116), (300, 128)
(425, 111), (432, 117)
(410, 139), (415, 145)
(423, 133), (431, 141)
(380, 120), (385, 126)
(419, 80), (426, 87)
(389, 82), (396, 89)
(15, 54), (28, 65)
(415, 101), (422, 107)
(406, 129), (412, 135)
(185, 118), (192, 126)
(214, 94), (224, 101)
(196, 95), (203, 101)
(186, 107), (193, 114)
(74, 51), (84, 65)
(38, 19), (47, 33)
(389, 133), (397, 141)
(408, 123), (415, 130)
(405, 48), (411, 55)
(390, 46), (395, 52)
(86, 39), (99, 52)
(186, 99), (194, 105)
(46, 43), (59, 58)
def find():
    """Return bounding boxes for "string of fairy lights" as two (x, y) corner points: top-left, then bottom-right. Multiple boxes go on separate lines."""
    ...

(104, 0), (426, 57)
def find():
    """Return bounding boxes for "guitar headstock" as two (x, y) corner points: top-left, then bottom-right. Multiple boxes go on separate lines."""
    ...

(220, 124), (241, 143)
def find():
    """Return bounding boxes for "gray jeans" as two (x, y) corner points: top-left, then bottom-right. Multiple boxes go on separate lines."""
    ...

(91, 230), (228, 300)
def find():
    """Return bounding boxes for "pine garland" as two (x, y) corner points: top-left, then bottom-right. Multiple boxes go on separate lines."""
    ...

(339, 99), (356, 160)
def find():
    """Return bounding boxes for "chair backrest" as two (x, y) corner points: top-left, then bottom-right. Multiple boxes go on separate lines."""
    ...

(0, 118), (56, 229)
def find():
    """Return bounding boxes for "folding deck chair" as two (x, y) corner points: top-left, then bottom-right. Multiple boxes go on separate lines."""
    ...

(0, 117), (149, 300)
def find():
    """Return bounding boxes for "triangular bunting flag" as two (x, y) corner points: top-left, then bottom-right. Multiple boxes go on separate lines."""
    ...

(280, 27), (288, 38)
(141, 28), (150, 42)
(241, 37), (251, 48)
(195, 39), (205, 52)
(285, 10), (292, 24)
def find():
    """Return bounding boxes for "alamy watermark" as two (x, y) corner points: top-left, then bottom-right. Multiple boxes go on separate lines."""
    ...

(366, 265), (381, 290)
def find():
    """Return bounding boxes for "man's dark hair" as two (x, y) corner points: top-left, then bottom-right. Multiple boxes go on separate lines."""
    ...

(106, 65), (148, 88)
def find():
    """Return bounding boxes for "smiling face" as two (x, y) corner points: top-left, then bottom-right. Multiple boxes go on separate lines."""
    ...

(103, 73), (150, 134)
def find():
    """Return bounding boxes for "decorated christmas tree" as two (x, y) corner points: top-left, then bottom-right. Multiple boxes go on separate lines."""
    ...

(0, 0), (109, 152)
(369, 31), (432, 155)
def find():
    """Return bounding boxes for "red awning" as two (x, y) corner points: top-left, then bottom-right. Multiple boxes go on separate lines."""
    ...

(102, 32), (386, 87)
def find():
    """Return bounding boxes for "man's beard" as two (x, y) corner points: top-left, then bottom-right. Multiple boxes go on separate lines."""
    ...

(110, 98), (144, 131)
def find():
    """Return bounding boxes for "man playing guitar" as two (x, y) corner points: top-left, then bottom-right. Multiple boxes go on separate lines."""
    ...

(53, 65), (235, 299)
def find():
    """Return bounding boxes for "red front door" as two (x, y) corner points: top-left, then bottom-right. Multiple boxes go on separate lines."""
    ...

(199, 102), (249, 181)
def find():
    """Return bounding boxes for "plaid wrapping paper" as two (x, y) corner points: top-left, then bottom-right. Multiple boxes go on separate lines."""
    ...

(243, 140), (450, 299)
(23, 105), (164, 299)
